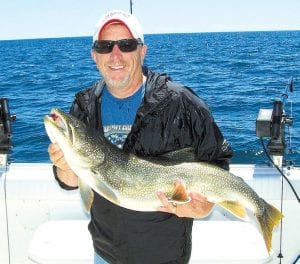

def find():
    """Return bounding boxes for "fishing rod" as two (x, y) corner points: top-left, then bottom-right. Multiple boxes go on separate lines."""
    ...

(0, 98), (16, 165)
(130, 0), (133, 14)
(0, 98), (16, 264)
(256, 77), (299, 264)
(256, 77), (299, 203)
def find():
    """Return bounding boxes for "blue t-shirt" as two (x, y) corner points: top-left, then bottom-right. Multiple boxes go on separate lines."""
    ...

(101, 85), (144, 148)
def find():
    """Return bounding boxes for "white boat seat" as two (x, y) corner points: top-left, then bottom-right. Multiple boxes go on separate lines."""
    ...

(191, 220), (273, 263)
(28, 220), (93, 264)
(28, 220), (272, 264)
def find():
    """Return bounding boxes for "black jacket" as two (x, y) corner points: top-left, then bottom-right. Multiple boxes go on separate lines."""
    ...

(58, 67), (233, 264)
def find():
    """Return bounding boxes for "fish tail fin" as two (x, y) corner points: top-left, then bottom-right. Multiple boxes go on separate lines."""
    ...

(257, 201), (283, 253)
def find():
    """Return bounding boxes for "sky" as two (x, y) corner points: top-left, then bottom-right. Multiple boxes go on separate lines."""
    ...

(1, 0), (300, 40)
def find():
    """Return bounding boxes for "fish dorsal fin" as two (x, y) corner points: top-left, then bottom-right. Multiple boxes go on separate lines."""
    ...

(218, 201), (247, 219)
(169, 181), (191, 204)
(161, 147), (197, 162)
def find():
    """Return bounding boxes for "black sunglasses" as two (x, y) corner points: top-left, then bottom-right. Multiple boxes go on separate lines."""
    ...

(93, 38), (143, 54)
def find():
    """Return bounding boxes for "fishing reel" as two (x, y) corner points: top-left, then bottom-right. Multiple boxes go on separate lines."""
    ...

(0, 98), (16, 165)
(256, 77), (294, 167)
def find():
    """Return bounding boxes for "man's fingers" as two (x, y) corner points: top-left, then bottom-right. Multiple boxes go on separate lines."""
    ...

(189, 192), (208, 202)
(157, 191), (169, 206)
(48, 143), (59, 152)
(157, 191), (177, 214)
(48, 143), (70, 170)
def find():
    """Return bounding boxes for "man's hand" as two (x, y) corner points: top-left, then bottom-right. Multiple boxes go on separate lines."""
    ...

(157, 191), (214, 218)
(48, 143), (78, 187)
(48, 143), (71, 171)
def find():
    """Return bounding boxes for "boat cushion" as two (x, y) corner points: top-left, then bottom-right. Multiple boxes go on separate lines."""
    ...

(28, 220), (272, 263)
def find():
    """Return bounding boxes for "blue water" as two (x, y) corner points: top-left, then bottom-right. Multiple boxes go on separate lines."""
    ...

(0, 31), (299, 164)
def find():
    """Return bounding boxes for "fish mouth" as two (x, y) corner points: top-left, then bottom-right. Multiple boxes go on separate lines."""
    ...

(44, 108), (73, 144)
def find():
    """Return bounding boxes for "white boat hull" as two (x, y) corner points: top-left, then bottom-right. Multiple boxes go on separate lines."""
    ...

(1, 163), (299, 264)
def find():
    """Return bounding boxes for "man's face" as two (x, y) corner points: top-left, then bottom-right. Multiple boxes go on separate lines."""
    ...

(91, 23), (147, 97)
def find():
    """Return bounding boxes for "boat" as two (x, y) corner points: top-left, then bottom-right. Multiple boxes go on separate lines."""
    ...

(0, 162), (299, 264)
(1, 78), (299, 264)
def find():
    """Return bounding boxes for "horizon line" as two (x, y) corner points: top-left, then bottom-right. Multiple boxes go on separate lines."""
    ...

(1, 28), (300, 42)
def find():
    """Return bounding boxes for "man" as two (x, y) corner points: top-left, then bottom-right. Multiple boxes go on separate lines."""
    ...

(48, 10), (233, 264)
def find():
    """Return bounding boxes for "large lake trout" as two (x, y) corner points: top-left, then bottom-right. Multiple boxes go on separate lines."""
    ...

(44, 108), (283, 253)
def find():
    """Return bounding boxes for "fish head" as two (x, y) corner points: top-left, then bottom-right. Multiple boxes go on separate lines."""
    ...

(44, 108), (104, 171)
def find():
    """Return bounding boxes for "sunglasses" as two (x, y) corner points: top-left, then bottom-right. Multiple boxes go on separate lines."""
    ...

(93, 38), (143, 54)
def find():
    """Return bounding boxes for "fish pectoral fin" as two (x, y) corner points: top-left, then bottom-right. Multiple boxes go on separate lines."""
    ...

(169, 180), (190, 204)
(94, 181), (120, 205)
(218, 200), (247, 219)
(79, 179), (94, 213)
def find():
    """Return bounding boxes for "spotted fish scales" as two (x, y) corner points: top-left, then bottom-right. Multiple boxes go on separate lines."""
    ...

(44, 108), (283, 253)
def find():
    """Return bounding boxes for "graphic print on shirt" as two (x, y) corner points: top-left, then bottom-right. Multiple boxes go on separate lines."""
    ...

(103, 124), (132, 148)
(101, 85), (144, 148)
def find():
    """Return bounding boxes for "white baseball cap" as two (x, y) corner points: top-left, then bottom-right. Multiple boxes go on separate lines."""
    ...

(93, 10), (144, 43)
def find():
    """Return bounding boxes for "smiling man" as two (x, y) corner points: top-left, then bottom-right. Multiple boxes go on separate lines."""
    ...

(48, 10), (233, 264)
